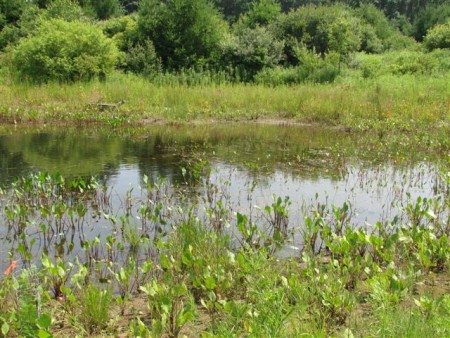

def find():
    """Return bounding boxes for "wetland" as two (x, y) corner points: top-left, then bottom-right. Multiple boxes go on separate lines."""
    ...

(0, 122), (449, 336)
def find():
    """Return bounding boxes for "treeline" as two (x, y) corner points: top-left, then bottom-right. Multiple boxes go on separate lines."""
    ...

(0, 0), (449, 84)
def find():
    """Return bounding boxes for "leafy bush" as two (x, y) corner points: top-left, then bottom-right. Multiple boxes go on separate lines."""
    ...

(0, 4), (41, 51)
(0, 0), (30, 29)
(86, 0), (123, 20)
(413, 3), (450, 41)
(350, 50), (450, 78)
(424, 22), (450, 51)
(255, 48), (339, 85)
(274, 5), (361, 65)
(138, 0), (228, 70)
(10, 19), (119, 83)
(389, 51), (439, 74)
(218, 26), (284, 81)
(41, 0), (87, 22)
(125, 39), (162, 76)
(236, 0), (281, 29)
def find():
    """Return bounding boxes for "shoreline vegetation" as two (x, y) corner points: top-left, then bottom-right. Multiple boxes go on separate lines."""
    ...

(0, 71), (449, 132)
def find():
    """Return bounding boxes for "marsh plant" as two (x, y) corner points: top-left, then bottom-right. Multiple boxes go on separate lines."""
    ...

(78, 284), (114, 334)
(0, 170), (449, 336)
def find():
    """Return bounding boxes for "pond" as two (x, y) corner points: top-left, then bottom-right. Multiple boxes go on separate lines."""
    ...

(0, 123), (448, 273)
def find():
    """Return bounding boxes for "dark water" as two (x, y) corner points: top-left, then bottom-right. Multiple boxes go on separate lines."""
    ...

(0, 123), (447, 270)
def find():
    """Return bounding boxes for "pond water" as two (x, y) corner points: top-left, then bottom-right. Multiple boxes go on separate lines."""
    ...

(0, 123), (448, 272)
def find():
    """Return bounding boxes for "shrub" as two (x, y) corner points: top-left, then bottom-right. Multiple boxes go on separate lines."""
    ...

(389, 51), (439, 74)
(41, 0), (87, 22)
(274, 5), (361, 66)
(236, 0), (281, 29)
(138, 0), (228, 70)
(10, 19), (119, 83)
(424, 22), (450, 51)
(0, 4), (41, 51)
(413, 3), (450, 41)
(254, 49), (339, 85)
(218, 26), (284, 81)
(100, 15), (139, 53)
(125, 39), (162, 76)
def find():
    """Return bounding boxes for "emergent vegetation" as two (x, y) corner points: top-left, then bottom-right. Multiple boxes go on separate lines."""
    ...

(0, 167), (449, 336)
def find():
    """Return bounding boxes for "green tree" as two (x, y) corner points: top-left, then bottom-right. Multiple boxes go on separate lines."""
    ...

(274, 5), (361, 65)
(138, 0), (227, 70)
(413, 2), (450, 41)
(87, 0), (123, 20)
(10, 19), (119, 83)
(237, 0), (282, 29)
(0, 4), (41, 51)
(119, 0), (140, 13)
(125, 39), (162, 76)
(41, 0), (87, 21)
(0, 0), (31, 29)
(211, 0), (252, 23)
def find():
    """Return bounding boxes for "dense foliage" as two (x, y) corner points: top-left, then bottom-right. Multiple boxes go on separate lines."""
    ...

(10, 19), (118, 83)
(0, 0), (448, 82)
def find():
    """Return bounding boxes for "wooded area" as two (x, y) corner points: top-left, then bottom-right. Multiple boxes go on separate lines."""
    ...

(0, 0), (449, 83)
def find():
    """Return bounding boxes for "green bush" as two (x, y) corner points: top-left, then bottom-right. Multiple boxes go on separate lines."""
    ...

(424, 22), (450, 51)
(413, 3), (450, 41)
(218, 26), (284, 81)
(350, 50), (450, 78)
(10, 19), (119, 83)
(236, 0), (281, 29)
(41, 0), (87, 22)
(125, 39), (162, 76)
(0, 4), (41, 51)
(389, 51), (439, 74)
(100, 15), (139, 53)
(138, 0), (228, 70)
(255, 49), (339, 85)
(274, 5), (361, 65)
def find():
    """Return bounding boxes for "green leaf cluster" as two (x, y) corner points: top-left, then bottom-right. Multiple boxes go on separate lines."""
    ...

(10, 19), (119, 83)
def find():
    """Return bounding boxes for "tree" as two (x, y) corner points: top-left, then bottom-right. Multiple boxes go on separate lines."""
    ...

(119, 0), (140, 13)
(274, 5), (361, 65)
(0, 4), (41, 51)
(87, 0), (123, 20)
(211, 0), (252, 23)
(138, 0), (227, 70)
(10, 19), (119, 83)
(413, 2), (450, 41)
(41, 0), (87, 21)
(0, 0), (31, 29)
(237, 0), (282, 29)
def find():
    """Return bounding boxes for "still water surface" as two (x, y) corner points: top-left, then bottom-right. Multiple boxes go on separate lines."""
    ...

(0, 123), (447, 270)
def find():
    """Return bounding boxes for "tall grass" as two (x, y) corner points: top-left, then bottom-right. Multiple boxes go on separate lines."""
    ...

(0, 70), (448, 131)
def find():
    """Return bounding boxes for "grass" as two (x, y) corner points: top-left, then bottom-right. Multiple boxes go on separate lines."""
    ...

(0, 70), (448, 132)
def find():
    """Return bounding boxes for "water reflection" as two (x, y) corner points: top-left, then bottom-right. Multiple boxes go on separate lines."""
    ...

(0, 124), (447, 270)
